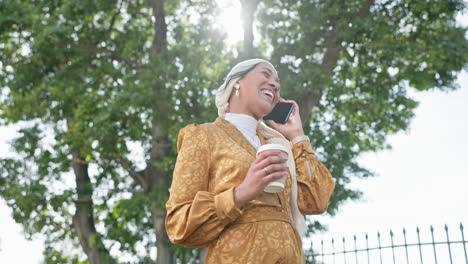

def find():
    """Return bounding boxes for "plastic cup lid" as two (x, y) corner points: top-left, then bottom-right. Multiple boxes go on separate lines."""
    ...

(256, 143), (289, 156)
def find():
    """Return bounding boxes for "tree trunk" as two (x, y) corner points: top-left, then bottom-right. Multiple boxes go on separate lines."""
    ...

(149, 0), (173, 263)
(240, 0), (261, 58)
(298, 90), (322, 126)
(152, 203), (173, 263)
(121, 0), (173, 262)
(71, 154), (113, 264)
(152, 0), (167, 55)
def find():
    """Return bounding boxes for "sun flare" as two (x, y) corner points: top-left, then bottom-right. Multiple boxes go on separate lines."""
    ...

(215, 0), (244, 46)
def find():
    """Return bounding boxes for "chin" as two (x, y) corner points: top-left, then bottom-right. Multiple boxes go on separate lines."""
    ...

(259, 105), (274, 117)
(253, 99), (274, 119)
(265, 101), (276, 112)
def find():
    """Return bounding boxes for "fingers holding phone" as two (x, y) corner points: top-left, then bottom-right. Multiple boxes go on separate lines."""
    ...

(278, 98), (301, 123)
(264, 99), (305, 140)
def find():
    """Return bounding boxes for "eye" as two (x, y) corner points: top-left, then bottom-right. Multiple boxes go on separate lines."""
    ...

(262, 71), (270, 78)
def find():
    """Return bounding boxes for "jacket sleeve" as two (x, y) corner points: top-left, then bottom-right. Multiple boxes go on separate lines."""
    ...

(165, 124), (242, 248)
(292, 140), (335, 215)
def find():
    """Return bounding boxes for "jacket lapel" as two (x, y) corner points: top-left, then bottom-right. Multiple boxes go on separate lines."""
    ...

(258, 130), (266, 145)
(215, 117), (257, 158)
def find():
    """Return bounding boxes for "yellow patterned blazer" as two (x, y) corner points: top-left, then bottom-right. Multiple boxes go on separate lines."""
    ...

(166, 118), (335, 263)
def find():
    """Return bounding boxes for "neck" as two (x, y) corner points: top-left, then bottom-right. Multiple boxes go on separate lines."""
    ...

(227, 97), (256, 120)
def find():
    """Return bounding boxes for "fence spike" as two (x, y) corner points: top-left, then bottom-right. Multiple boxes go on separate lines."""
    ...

(445, 224), (453, 264)
(310, 239), (314, 263)
(390, 229), (396, 264)
(332, 238), (336, 264)
(377, 231), (383, 264)
(430, 225), (438, 264)
(343, 236), (347, 264)
(417, 226), (424, 264)
(460, 222), (468, 264)
(366, 233), (370, 264)
(403, 227), (409, 264)
(354, 234), (358, 264)
(321, 239), (324, 264)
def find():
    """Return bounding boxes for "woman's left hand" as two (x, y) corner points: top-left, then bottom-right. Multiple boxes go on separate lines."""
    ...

(266, 99), (305, 140)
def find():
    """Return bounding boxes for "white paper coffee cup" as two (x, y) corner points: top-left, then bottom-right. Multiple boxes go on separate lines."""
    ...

(256, 144), (289, 193)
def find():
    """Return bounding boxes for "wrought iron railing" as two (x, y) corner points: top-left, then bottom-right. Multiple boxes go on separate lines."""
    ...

(306, 223), (468, 264)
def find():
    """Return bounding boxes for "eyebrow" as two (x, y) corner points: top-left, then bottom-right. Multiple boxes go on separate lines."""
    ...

(262, 67), (280, 82)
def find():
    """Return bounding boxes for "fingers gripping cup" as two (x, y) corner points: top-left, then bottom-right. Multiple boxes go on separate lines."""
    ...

(256, 144), (289, 193)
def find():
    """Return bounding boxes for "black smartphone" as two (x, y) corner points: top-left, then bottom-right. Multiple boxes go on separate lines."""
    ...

(263, 102), (294, 124)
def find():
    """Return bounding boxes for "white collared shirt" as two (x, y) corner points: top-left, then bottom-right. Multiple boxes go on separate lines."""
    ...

(224, 113), (261, 149)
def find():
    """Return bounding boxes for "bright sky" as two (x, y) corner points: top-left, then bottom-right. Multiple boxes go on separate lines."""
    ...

(310, 13), (468, 263)
(0, 3), (467, 263)
(311, 70), (468, 263)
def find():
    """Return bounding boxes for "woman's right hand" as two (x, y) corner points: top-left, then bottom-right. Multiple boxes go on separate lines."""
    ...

(234, 151), (289, 209)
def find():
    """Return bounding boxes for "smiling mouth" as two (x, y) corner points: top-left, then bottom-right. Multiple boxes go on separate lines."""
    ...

(261, 90), (274, 101)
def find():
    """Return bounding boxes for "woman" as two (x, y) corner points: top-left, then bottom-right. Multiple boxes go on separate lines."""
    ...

(165, 58), (335, 263)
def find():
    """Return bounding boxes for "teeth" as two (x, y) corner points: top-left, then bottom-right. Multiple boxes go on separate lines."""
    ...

(262, 90), (274, 99)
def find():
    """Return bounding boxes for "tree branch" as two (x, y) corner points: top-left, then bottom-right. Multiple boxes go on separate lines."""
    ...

(300, 0), (376, 124)
(114, 154), (150, 192)
(322, 0), (374, 73)
(77, 43), (142, 67)
(107, 0), (126, 35)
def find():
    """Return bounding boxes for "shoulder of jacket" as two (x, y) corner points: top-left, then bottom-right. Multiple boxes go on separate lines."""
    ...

(197, 122), (217, 132)
(179, 121), (217, 137)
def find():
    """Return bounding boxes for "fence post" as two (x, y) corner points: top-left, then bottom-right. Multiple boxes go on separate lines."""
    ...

(365, 233), (370, 264)
(343, 237), (347, 264)
(354, 234), (358, 264)
(417, 226), (424, 264)
(460, 223), (468, 264)
(377, 231), (383, 264)
(403, 228), (409, 264)
(445, 224), (453, 264)
(321, 239), (324, 264)
(310, 239), (315, 264)
(332, 238), (336, 264)
(390, 229), (396, 264)
(430, 225), (438, 264)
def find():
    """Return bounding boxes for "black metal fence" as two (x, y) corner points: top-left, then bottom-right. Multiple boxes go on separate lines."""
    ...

(306, 223), (468, 264)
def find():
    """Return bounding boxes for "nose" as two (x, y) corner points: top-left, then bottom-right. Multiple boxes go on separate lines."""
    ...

(268, 79), (280, 101)
(268, 79), (279, 90)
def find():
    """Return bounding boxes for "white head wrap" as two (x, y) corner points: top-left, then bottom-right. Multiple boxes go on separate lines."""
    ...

(215, 58), (307, 237)
(215, 58), (277, 117)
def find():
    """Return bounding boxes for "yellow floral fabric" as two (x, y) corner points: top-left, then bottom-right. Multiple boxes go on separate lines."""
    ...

(166, 118), (335, 263)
